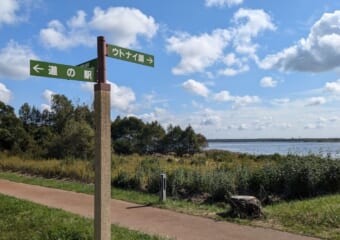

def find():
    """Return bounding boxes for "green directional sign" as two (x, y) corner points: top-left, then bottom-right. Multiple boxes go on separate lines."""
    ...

(30, 59), (95, 82)
(106, 44), (154, 67)
(77, 58), (97, 69)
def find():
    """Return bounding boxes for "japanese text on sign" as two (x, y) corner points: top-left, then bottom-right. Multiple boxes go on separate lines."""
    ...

(30, 60), (95, 82)
(106, 44), (154, 67)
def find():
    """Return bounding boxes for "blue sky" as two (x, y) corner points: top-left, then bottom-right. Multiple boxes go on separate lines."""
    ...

(1, 0), (340, 139)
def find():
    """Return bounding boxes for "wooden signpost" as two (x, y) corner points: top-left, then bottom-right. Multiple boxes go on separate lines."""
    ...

(30, 36), (154, 240)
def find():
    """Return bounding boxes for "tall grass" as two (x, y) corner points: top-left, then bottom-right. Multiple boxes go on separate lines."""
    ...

(1, 150), (339, 203)
(0, 154), (94, 183)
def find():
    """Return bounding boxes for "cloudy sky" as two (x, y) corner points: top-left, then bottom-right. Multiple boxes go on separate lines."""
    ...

(1, 0), (340, 139)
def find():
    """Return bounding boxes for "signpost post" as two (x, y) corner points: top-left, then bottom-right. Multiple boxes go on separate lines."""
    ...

(94, 36), (111, 240)
(30, 36), (154, 240)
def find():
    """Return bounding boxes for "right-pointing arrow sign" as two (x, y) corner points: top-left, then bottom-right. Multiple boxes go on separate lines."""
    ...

(146, 57), (153, 65)
(106, 44), (154, 67)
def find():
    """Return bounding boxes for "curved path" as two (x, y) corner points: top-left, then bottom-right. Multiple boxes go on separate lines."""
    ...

(0, 179), (319, 240)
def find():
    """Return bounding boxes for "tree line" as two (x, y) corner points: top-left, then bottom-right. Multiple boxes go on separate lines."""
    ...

(0, 94), (207, 159)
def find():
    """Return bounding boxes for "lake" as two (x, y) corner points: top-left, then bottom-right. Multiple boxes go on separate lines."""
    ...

(206, 141), (340, 157)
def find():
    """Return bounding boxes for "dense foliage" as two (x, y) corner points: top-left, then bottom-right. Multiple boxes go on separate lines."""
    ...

(110, 153), (340, 202)
(111, 117), (207, 155)
(1, 151), (339, 202)
(0, 96), (207, 158)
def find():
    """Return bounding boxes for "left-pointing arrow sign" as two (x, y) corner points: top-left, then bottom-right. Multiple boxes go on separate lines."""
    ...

(33, 64), (44, 73)
(30, 59), (95, 82)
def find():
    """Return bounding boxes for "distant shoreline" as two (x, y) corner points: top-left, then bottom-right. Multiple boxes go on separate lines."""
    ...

(207, 138), (340, 143)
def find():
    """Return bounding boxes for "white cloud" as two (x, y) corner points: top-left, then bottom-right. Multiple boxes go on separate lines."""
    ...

(130, 100), (340, 138)
(260, 76), (278, 88)
(167, 8), (274, 76)
(238, 123), (248, 130)
(304, 122), (324, 130)
(329, 116), (340, 122)
(0, 82), (12, 104)
(205, 0), (243, 8)
(0, 0), (21, 25)
(223, 53), (241, 66)
(68, 10), (87, 28)
(40, 7), (159, 50)
(233, 95), (261, 107)
(90, 7), (158, 48)
(278, 123), (292, 129)
(182, 79), (210, 97)
(197, 108), (222, 127)
(80, 82), (94, 92)
(260, 11), (340, 72)
(42, 89), (55, 104)
(214, 90), (233, 102)
(271, 98), (290, 105)
(200, 115), (221, 126)
(81, 81), (136, 112)
(166, 29), (231, 75)
(191, 100), (204, 109)
(40, 12), (94, 50)
(138, 107), (176, 127)
(40, 104), (51, 111)
(218, 65), (249, 76)
(232, 8), (276, 55)
(305, 97), (326, 106)
(214, 90), (261, 107)
(111, 82), (136, 112)
(325, 79), (340, 93)
(139, 107), (167, 121)
(0, 40), (38, 80)
(41, 89), (55, 111)
(219, 53), (249, 76)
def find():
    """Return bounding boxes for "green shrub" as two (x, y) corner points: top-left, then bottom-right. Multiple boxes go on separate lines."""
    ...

(1, 151), (340, 203)
(249, 156), (340, 200)
(112, 171), (138, 189)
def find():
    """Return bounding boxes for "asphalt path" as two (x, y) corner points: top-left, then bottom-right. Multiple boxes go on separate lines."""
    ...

(0, 179), (320, 240)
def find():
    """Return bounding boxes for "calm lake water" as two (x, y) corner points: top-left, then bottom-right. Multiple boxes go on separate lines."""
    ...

(207, 141), (340, 157)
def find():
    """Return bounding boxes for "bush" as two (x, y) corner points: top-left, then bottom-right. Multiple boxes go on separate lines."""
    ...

(1, 151), (340, 203)
(249, 156), (340, 200)
(112, 171), (138, 189)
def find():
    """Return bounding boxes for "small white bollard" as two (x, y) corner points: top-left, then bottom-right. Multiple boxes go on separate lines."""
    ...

(160, 173), (167, 202)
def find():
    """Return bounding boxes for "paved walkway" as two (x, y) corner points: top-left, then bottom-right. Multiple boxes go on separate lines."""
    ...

(0, 179), (319, 240)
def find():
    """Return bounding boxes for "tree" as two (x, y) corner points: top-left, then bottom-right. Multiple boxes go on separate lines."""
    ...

(160, 125), (207, 156)
(74, 104), (94, 127)
(161, 125), (184, 155)
(111, 116), (145, 154)
(180, 126), (198, 155)
(18, 102), (31, 125)
(180, 126), (207, 155)
(19, 103), (43, 126)
(50, 94), (74, 134)
(31, 125), (55, 158)
(0, 101), (29, 153)
(61, 119), (95, 160)
(137, 121), (165, 154)
(41, 109), (52, 126)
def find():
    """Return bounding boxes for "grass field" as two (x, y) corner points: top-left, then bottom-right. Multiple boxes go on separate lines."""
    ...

(1, 151), (339, 203)
(1, 171), (339, 239)
(0, 193), (165, 240)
